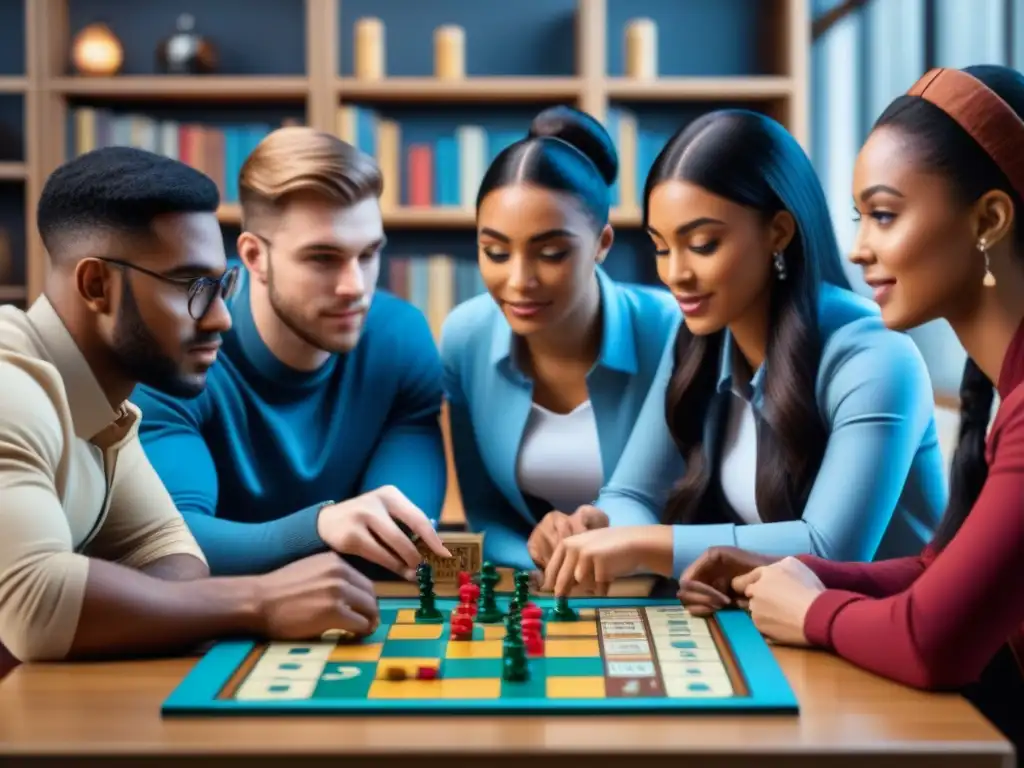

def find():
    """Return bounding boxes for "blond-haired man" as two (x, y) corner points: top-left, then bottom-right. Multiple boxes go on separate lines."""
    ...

(133, 127), (450, 578)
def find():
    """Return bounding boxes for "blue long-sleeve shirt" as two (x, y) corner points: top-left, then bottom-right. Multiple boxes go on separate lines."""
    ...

(440, 267), (682, 569)
(593, 282), (949, 576)
(132, 285), (447, 576)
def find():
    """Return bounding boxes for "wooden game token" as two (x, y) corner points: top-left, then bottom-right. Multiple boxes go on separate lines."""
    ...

(384, 665), (407, 681)
(321, 628), (357, 642)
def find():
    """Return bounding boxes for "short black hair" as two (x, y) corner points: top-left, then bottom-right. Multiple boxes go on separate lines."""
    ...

(37, 145), (221, 259)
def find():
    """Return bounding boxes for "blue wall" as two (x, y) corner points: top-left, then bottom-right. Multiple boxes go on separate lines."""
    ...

(0, 2), (23, 76)
(66, 0), (305, 75)
(605, 0), (769, 76)
(338, 0), (578, 77)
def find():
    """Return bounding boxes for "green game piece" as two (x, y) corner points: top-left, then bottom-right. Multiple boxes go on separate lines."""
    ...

(414, 562), (443, 623)
(501, 648), (529, 682)
(501, 618), (529, 682)
(551, 595), (578, 621)
(474, 561), (504, 623)
(513, 570), (530, 603)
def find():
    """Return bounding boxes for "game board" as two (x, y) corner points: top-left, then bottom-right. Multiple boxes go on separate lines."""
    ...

(162, 594), (798, 715)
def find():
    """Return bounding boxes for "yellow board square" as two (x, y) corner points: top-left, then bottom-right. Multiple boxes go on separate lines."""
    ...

(545, 638), (600, 658)
(369, 678), (501, 699)
(375, 658), (440, 679)
(546, 621), (598, 637)
(388, 624), (444, 640)
(481, 625), (507, 640)
(547, 676), (606, 698)
(395, 609), (417, 624)
(328, 643), (383, 661)
(445, 639), (503, 659)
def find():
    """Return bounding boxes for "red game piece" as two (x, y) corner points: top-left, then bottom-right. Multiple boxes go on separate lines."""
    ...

(451, 610), (474, 640)
(522, 604), (543, 620)
(520, 617), (542, 636)
(416, 665), (439, 680)
(524, 630), (544, 656)
(458, 582), (478, 613)
(458, 571), (471, 587)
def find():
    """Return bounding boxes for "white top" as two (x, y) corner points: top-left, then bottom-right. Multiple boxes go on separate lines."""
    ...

(516, 400), (604, 513)
(718, 392), (761, 524)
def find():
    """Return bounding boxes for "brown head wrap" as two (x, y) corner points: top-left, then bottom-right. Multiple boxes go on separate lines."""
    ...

(907, 67), (1024, 201)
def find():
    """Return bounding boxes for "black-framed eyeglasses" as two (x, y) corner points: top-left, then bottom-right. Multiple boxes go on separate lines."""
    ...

(96, 257), (241, 320)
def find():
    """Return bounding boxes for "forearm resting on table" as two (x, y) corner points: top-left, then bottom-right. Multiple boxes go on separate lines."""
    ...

(66, 557), (261, 660)
(139, 553), (210, 581)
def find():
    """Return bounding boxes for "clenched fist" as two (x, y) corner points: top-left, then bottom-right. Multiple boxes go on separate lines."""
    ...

(255, 552), (380, 640)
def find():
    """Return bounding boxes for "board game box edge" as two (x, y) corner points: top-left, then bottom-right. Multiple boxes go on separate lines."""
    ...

(160, 598), (799, 717)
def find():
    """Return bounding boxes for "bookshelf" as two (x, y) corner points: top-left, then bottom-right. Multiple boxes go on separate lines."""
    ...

(8, 0), (811, 523)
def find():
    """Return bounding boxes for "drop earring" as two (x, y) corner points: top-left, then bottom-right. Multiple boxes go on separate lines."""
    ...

(980, 238), (996, 287)
(772, 250), (786, 280)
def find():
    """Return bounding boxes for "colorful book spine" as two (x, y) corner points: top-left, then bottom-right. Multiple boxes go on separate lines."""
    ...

(71, 106), (274, 205)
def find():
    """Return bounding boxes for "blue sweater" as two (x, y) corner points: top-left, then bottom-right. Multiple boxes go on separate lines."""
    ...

(440, 267), (682, 569)
(594, 282), (948, 576)
(132, 285), (447, 575)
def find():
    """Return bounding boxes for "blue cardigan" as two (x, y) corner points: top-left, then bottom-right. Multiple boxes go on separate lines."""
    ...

(595, 282), (948, 576)
(441, 267), (682, 569)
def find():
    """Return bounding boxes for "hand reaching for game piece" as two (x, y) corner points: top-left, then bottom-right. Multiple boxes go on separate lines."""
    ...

(540, 525), (670, 596)
(255, 552), (381, 639)
(527, 505), (609, 568)
(315, 485), (451, 580)
(677, 546), (782, 616)
(732, 557), (827, 647)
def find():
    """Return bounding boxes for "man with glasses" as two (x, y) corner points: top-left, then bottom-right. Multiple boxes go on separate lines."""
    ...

(0, 146), (384, 665)
(132, 126), (451, 580)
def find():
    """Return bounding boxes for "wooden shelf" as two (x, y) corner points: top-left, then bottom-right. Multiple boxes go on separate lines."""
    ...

(605, 75), (794, 101)
(7, 0), (812, 528)
(0, 76), (26, 93)
(49, 76), (310, 101)
(337, 76), (582, 103)
(219, 204), (645, 229)
(0, 285), (26, 302)
(0, 163), (26, 180)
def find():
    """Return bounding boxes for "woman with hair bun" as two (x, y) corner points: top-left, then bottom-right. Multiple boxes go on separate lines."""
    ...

(440, 105), (681, 570)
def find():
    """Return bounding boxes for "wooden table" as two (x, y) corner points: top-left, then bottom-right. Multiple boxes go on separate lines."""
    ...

(0, 575), (1015, 768)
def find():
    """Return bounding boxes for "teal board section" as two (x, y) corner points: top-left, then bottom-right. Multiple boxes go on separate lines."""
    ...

(162, 597), (798, 716)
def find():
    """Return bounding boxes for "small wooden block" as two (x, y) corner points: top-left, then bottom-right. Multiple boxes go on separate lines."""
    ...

(416, 531), (484, 584)
(384, 665), (407, 681)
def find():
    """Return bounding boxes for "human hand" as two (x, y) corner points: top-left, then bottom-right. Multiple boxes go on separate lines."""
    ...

(527, 505), (609, 567)
(255, 552), (381, 640)
(732, 557), (826, 647)
(541, 525), (669, 596)
(316, 485), (451, 580)
(677, 546), (781, 616)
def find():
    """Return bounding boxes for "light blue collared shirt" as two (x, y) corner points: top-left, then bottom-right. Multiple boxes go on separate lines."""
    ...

(440, 267), (682, 569)
(594, 282), (948, 577)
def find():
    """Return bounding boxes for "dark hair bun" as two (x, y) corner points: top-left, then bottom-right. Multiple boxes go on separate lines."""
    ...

(528, 105), (618, 187)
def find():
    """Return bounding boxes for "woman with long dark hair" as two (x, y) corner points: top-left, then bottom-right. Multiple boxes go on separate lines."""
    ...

(676, 64), (1024, 758)
(541, 108), (947, 593)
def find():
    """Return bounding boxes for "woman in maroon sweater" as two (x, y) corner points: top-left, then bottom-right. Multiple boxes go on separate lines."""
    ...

(678, 63), (1024, 755)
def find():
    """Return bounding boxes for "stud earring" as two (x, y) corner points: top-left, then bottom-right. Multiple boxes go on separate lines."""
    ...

(980, 238), (996, 287)
(772, 250), (786, 280)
